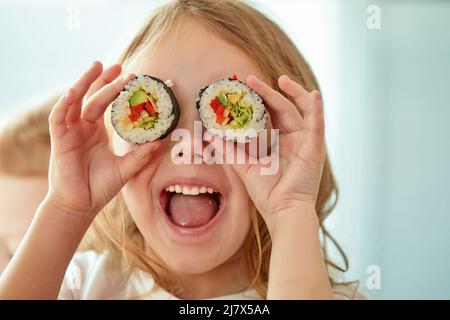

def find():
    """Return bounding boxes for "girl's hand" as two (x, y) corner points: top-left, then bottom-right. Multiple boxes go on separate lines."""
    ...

(46, 61), (161, 220)
(215, 75), (325, 232)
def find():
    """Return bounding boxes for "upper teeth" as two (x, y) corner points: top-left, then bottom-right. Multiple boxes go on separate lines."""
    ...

(165, 185), (216, 195)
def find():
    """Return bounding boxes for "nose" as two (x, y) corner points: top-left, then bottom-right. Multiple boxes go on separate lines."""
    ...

(170, 104), (213, 165)
(172, 121), (204, 163)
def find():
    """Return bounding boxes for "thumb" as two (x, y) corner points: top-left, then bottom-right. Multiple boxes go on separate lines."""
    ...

(209, 134), (253, 180)
(117, 140), (162, 183)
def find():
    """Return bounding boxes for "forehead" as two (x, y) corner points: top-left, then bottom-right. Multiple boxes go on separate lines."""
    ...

(127, 17), (267, 99)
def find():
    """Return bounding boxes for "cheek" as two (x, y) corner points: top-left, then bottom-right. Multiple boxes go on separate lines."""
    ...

(223, 166), (252, 230)
(121, 168), (162, 253)
(120, 152), (163, 223)
(121, 178), (151, 234)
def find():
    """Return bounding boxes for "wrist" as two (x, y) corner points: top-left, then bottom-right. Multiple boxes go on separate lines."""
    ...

(37, 196), (95, 235)
(266, 203), (320, 239)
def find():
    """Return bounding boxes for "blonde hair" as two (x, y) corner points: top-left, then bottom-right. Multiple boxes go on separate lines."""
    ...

(0, 96), (55, 176)
(85, 0), (353, 298)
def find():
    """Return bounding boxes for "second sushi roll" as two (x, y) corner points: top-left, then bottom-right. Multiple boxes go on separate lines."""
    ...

(196, 76), (268, 142)
(111, 75), (180, 144)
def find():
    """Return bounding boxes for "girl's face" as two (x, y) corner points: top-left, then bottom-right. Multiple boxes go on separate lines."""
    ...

(115, 18), (268, 275)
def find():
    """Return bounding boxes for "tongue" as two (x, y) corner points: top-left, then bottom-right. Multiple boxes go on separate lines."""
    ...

(168, 193), (219, 227)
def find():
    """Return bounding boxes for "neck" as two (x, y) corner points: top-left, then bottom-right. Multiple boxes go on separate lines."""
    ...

(177, 250), (251, 299)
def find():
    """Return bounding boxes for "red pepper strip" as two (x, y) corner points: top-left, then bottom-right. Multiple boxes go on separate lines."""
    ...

(215, 105), (226, 124)
(128, 112), (139, 122)
(133, 104), (144, 113)
(128, 103), (144, 122)
(210, 97), (226, 124)
(232, 74), (238, 80)
(144, 101), (157, 116)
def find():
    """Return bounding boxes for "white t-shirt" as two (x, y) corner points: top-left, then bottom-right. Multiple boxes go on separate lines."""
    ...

(58, 250), (365, 300)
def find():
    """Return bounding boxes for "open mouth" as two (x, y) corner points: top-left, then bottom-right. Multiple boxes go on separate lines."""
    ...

(159, 184), (224, 229)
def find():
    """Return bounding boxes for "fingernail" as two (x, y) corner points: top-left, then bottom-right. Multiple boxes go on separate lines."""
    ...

(110, 63), (121, 70)
(122, 73), (135, 83)
(90, 61), (100, 69)
(65, 88), (75, 99)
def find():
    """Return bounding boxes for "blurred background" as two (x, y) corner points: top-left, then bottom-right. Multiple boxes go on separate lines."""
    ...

(0, 0), (449, 299)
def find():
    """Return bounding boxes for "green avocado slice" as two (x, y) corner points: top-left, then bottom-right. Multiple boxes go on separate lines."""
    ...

(129, 90), (149, 106)
(218, 92), (228, 106)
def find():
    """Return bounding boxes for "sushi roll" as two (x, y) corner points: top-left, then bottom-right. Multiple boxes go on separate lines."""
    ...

(111, 75), (179, 144)
(196, 76), (268, 142)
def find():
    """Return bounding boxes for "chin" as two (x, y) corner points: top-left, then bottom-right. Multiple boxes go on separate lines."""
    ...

(162, 249), (231, 275)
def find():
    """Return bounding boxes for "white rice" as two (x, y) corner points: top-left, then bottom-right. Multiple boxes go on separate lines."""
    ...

(111, 76), (176, 144)
(197, 79), (268, 142)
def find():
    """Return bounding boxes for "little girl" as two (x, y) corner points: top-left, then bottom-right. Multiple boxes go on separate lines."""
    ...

(0, 0), (360, 299)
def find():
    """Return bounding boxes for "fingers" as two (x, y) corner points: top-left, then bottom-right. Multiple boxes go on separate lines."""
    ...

(306, 90), (324, 137)
(85, 64), (122, 100)
(278, 75), (325, 163)
(303, 90), (325, 162)
(72, 61), (103, 101)
(48, 88), (78, 137)
(117, 140), (162, 184)
(278, 75), (324, 138)
(49, 61), (110, 137)
(81, 73), (136, 123)
(65, 61), (103, 126)
(209, 134), (254, 179)
(278, 75), (312, 111)
(246, 75), (303, 133)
